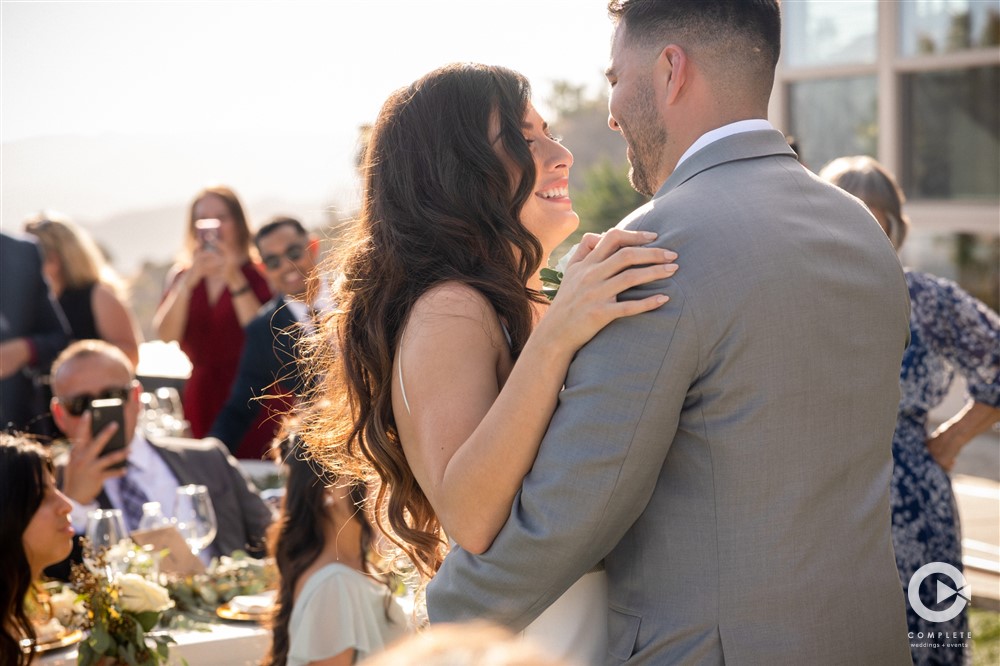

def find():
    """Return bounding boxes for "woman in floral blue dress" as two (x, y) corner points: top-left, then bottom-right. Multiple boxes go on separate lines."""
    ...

(823, 156), (1000, 666)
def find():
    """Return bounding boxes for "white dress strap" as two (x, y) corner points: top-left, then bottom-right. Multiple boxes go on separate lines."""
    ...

(398, 331), (412, 415)
(397, 313), (511, 417)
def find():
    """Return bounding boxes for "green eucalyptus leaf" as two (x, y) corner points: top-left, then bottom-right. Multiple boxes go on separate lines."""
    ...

(136, 610), (161, 632)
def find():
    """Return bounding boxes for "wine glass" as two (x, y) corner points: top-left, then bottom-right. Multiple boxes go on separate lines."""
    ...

(155, 387), (187, 436)
(173, 485), (218, 556)
(84, 508), (129, 578)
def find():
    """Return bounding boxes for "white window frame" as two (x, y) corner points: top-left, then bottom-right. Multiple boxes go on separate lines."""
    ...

(770, 1), (1000, 234)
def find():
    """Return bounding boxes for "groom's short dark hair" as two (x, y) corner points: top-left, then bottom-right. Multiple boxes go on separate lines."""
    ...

(608, 0), (781, 97)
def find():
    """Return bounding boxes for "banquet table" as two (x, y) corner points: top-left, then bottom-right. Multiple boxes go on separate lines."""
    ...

(37, 620), (270, 666)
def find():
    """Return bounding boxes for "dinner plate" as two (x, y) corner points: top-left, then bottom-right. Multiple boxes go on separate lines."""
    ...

(216, 603), (269, 622)
(24, 628), (84, 654)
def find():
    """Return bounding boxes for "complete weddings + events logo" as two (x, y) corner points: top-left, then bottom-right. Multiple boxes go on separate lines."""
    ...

(906, 562), (973, 649)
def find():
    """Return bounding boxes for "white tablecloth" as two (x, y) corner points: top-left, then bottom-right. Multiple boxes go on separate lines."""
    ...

(38, 621), (270, 666)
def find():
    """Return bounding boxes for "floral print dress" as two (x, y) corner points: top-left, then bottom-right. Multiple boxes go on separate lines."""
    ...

(891, 270), (1000, 666)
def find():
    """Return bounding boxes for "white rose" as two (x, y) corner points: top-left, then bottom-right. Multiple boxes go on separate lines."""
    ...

(117, 574), (174, 613)
(48, 589), (84, 626)
(554, 244), (579, 274)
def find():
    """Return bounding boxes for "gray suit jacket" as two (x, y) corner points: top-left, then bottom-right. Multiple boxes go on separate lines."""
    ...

(428, 131), (912, 665)
(149, 436), (274, 557)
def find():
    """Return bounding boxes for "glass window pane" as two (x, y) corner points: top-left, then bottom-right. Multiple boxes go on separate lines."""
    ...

(900, 0), (1000, 56)
(902, 66), (1000, 200)
(787, 76), (877, 172)
(784, 1), (878, 67)
(902, 231), (1000, 313)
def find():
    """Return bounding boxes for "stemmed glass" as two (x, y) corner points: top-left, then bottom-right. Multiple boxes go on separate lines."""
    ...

(173, 485), (218, 556)
(84, 508), (130, 578)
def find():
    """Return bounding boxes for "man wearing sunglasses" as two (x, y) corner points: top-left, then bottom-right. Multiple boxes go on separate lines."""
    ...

(45, 339), (273, 577)
(209, 216), (322, 457)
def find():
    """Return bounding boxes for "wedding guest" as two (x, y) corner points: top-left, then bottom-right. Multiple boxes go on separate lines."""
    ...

(153, 186), (271, 449)
(210, 217), (322, 459)
(0, 231), (69, 435)
(0, 434), (74, 666)
(821, 155), (1000, 666)
(44, 340), (273, 579)
(297, 63), (677, 663)
(24, 212), (143, 368)
(265, 437), (407, 666)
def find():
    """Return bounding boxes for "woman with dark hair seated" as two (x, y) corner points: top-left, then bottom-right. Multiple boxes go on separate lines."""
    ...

(265, 438), (407, 666)
(0, 433), (74, 666)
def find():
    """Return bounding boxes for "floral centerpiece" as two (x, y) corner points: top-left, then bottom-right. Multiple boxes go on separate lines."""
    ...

(70, 542), (176, 666)
(164, 551), (277, 623)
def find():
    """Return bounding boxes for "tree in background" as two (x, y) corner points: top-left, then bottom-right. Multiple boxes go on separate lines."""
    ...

(572, 158), (649, 238)
(545, 81), (649, 263)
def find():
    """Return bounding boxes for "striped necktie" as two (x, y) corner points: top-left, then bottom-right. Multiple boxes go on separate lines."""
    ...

(119, 464), (150, 532)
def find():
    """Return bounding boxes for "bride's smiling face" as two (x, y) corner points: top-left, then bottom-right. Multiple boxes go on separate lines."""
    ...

(500, 103), (579, 259)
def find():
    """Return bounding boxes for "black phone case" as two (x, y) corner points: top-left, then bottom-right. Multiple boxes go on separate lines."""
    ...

(90, 397), (127, 470)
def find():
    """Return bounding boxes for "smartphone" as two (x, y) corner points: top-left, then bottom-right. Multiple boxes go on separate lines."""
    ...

(90, 398), (127, 470)
(194, 218), (221, 249)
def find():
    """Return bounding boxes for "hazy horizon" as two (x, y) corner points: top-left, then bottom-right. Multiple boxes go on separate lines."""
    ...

(1, 1), (615, 271)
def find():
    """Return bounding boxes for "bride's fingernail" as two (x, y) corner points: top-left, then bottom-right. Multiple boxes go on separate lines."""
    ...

(656, 295), (669, 303)
(642, 231), (657, 239)
(663, 263), (678, 273)
(664, 250), (678, 260)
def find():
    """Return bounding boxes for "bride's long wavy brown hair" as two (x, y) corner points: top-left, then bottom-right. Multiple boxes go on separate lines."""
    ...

(298, 63), (545, 580)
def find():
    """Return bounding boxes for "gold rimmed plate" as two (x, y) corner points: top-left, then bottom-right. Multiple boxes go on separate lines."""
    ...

(216, 603), (269, 622)
(24, 628), (84, 654)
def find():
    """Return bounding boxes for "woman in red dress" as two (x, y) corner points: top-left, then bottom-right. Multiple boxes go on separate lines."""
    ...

(153, 186), (272, 455)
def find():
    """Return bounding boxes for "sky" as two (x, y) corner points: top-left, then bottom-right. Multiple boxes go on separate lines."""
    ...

(2, 1), (613, 142)
(0, 1), (619, 258)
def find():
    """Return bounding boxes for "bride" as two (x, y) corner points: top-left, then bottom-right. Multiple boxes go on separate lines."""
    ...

(300, 62), (677, 663)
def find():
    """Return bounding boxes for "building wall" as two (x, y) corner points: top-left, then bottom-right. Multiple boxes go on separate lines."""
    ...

(770, 0), (999, 310)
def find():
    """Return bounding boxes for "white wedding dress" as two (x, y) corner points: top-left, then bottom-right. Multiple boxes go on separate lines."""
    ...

(398, 324), (608, 664)
(521, 569), (608, 664)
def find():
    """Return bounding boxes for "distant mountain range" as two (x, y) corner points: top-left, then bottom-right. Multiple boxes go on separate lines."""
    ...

(1, 106), (629, 276)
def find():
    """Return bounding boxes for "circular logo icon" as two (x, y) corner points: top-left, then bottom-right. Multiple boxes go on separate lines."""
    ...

(908, 562), (970, 623)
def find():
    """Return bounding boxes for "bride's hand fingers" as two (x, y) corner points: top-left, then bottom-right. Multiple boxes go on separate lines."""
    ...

(591, 246), (677, 281)
(607, 293), (671, 319)
(566, 233), (604, 266)
(584, 228), (658, 264)
(603, 263), (679, 296)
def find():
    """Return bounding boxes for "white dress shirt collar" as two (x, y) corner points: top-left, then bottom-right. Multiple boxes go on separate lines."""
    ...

(675, 119), (775, 169)
(126, 429), (153, 472)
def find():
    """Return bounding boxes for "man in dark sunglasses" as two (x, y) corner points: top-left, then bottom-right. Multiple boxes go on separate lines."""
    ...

(209, 216), (322, 457)
(45, 339), (273, 579)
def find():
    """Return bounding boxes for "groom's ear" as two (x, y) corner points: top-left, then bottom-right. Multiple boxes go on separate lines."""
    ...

(657, 44), (688, 107)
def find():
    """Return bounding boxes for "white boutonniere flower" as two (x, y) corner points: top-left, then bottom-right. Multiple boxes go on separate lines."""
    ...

(540, 244), (579, 301)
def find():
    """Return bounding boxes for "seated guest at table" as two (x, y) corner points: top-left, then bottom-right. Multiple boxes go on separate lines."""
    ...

(44, 339), (273, 578)
(265, 437), (407, 666)
(0, 433), (74, 666)
(210, 217), (323, 459)
(24, 212), (143, 368)
(0, 231), (70, 435)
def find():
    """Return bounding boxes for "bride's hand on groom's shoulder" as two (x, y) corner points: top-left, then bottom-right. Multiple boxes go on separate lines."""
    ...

(541, 229), (678, 352)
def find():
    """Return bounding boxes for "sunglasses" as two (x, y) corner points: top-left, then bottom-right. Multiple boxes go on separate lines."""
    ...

(261, 243), (306, 270)
(58, 385), (133, 417)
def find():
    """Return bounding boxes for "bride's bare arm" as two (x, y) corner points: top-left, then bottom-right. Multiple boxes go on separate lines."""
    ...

(395, 229), (678, 554)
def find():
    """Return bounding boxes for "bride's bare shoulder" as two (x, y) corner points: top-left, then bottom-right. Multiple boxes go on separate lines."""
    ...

(408, 281), (499, 334)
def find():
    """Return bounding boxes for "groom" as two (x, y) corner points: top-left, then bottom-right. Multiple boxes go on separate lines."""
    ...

(428, 1), (912, 663)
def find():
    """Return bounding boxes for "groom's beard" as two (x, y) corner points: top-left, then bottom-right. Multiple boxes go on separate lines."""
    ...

(623, 85), (668, 198)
